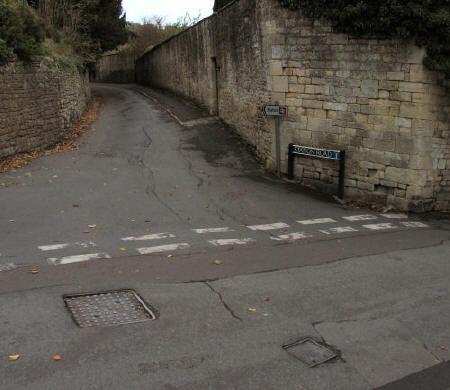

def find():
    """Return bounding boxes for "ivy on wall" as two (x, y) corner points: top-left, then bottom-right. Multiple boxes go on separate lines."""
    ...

(278, 0), (450, 80)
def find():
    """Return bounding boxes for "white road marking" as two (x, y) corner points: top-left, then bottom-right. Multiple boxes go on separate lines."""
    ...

(271, 232), (312, 241)
(297, 218), (336, 225)
(343, 214), (377, 221)
(362, 223), (397, 231)
(38, 242), (97, 251)
(48, 253), (111, 265)
(381, 213), (408, 219)
(121, 233), (175, 241)
(320, 226), (358, 235)
(209, 238), (255, 246)
(137, 243), (190, 255)
(38, 241), (97, 251)
(192, 227), (234, 234)
(401, 221), (429, 228)
(247, 222), (290, 231)
(39, 243), (70, 251)
(0, 263), (19, 272)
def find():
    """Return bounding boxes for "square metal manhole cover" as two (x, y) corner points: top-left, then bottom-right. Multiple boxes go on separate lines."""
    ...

(283, 338), (338, 367)
(64, 289), (157, 328)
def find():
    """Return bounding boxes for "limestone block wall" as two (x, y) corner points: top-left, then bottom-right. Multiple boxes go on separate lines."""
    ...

(263, 1), (450, 211)
(93, 52), (136, 83)
(0, 58), (91, 159)
(135, 0), (449, 211)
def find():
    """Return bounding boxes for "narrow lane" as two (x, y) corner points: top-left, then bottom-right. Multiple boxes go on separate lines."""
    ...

(0, 84), (448, 269)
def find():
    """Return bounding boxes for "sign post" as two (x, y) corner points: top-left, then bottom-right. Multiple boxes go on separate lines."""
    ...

(263, 102), (288, 177)
(288, 144), (346, 199)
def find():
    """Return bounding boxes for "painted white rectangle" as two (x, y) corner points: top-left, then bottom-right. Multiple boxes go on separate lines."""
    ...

(121, 232), (175, 241)
(297, 218), (336, 225)
(271, 232), (312, 241)
(247, 222), (290, 231)
(39, 243), (70, 251)
(363, 223), (396, 231)
(48, 253), (111, 265)
(343, 214), (377, 221)
(209, 238), (255, 246)
(137, 243), (190, 255)
(401, 221), (429, 228)
(192, 227), (233, 234)
(320, 226), (358, 235)
(0, 263), (18, 272)
(39, 241), (96, 251)
(381, 213), (408, 219)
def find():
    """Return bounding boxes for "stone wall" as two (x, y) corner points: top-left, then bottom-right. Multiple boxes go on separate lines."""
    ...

(93, 52), (136, 83)
(136, 0), (272, 159)
(0, 58), (90, 159)
(136, 0), (450, 211)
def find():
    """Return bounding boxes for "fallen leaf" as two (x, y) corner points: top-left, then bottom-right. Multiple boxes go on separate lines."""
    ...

(83, 230), (90, 234)
(120, 248), (126, 251)
(8, 355), (20, 361)
(213, 260), (223, 265)
(60, 210), (65, 214)
(9, 220), (15, 223)
(130, 218), (136, 222)
(261, 297), (270, 302)
(167, 254), (174, 258)
(297, 385), (304, 390)
(48, 179), (53, 183)
(29, 268), (39, 274)
(88, 224), (96, 228)
(440, 345), (447, 351)
(53, 175), (58, 178)
(248, 308), (257, 312)
(72, 204), (79, 208)
(52, 355), (62, 361)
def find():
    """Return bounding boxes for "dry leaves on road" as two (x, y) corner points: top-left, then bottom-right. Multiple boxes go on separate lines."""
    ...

(248, 308), (257, 312)
(8, 355), (20, 361)
(52, 355), (62, 361)
(0, 96), (102, 174)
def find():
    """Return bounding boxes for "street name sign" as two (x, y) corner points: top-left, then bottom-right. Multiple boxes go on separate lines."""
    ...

(263, 105), (288, 116)
(288, 143), (346, 199)
(290, 145), (341, 160)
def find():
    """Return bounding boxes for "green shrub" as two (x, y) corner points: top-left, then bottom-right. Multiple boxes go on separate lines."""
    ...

(0, 0), (47, 64)
(278, 0), (450, 79)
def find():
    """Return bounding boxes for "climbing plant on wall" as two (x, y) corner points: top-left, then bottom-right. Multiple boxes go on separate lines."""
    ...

(278, 0), (450, 80)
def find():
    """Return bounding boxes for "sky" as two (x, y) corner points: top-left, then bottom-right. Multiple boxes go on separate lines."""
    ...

(122, 0), (214, 24)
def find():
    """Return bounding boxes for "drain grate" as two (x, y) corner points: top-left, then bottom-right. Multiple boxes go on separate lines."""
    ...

(283, 338), (338, 367)
(64, 289), (157, 328)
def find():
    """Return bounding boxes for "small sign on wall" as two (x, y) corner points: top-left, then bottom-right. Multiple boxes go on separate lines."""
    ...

(263, 105), (288, 116)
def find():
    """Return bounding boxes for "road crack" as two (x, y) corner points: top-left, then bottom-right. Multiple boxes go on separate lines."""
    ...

(204, 282), (242, 322)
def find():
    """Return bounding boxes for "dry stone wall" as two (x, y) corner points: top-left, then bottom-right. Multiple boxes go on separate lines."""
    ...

(136, 0), (450, 211)
(0, 58), (90, 159)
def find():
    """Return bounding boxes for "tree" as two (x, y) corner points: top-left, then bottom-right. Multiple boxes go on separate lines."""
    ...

(78, 0), (129, 53)
(213, 0), (232, 11)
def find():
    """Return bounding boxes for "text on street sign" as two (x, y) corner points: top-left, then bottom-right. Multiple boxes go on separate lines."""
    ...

(263, 105), (288, 116)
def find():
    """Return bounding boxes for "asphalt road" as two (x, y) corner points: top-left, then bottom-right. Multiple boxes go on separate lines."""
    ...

(0, 84), (449, 389)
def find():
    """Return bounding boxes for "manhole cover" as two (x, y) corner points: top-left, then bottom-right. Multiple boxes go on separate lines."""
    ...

(283, 338), (338, 367)
(64, 289), (157, 328)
